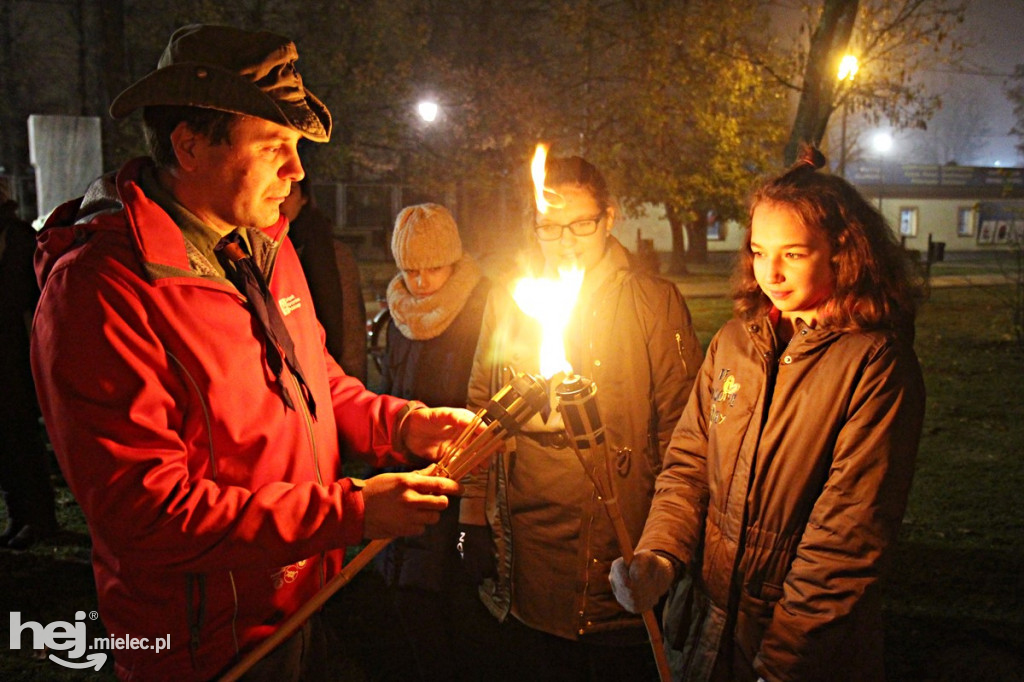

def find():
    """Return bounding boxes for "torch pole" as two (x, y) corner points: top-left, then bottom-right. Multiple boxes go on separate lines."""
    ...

(218, 373), (548, 682)
(218, 536), (393, 682)
(601, 457), (672, 682)
(572, 445), (672, 682)
(556, 375), (672, 682)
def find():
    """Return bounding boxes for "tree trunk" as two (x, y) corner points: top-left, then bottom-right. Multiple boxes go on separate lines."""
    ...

(685, 211), (709, 265)
(666, 203), (689, 276)
(783, 0), (859, 165)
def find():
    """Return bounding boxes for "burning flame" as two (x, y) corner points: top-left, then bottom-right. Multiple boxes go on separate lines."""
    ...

(517, 142), (582, 378)
(531, 142), (566, 214)
(513, 266), (584, 379)
(531, 143), (550, 213)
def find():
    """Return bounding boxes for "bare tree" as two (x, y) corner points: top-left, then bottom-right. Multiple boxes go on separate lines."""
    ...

(782, 0), (860, 166)
(900, 80), (993, 164)
(1008, 64), (1024, 160)
(772, 0), (967, 165)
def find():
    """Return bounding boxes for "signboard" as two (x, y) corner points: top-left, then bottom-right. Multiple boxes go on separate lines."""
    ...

(848, 164), (1024, 189)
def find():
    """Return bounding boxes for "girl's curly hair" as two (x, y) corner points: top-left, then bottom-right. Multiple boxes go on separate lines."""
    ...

(732, 146), (926, 333)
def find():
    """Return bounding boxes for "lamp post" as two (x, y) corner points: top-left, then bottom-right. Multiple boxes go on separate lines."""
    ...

(837, 55), (858, 178)
(873, 131), (893, 213)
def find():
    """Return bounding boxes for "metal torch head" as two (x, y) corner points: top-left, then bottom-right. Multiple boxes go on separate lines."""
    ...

(482, 372), (550, 437)
(555, 374), (605, 449)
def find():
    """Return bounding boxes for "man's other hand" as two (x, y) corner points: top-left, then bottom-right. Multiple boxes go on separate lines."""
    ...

(401, 406), (483, 462)
(361, 472), (461, 539)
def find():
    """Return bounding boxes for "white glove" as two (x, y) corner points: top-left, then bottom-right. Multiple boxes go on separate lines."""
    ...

(609, 550), (676, 613)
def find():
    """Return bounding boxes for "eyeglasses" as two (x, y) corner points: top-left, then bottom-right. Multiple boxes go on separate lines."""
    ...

(534, 213), (605, 242)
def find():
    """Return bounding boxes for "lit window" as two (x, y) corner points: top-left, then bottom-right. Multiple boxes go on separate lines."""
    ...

(899, 208), (918, 237)
(956, 207), (975, 237)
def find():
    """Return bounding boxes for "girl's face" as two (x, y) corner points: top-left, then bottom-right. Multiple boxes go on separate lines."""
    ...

(535, 184), (613, 272)
(401, 264), (454, 298)
(750, 201), (835, 327)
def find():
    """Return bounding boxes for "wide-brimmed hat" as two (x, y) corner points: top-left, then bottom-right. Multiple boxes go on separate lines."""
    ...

(110, 24), (331, 143)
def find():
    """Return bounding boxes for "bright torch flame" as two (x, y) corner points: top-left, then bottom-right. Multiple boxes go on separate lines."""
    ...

(513, 267), (584, 378)
(531, 143), (550, 213)
(514, 142), (584, 379)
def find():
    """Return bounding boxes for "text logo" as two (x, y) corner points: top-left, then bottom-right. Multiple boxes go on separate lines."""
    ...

(278, 295), (302, 316)
(9, 611), (106, 670)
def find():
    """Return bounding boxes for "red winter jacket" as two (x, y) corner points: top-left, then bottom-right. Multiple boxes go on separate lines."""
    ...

(30, 158), (413, 680)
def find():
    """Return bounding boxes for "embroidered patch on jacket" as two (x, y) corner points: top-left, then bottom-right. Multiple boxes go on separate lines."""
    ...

(278, 295), (302, 316)
(709, 370), (741, 424)
(271, 559), (308, 589)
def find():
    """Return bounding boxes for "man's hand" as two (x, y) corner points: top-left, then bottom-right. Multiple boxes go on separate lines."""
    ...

(401, 406), (482, 462)
(609, 550), (676, 613)
(361, 472), (461, 539)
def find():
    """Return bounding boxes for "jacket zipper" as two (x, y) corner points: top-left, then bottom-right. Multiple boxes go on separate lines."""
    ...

(290, 371), (322, 485)
(289, 370), (326, 587)
(167, 352), (217, 479)
(675, 331), (689, 376)
(185, 573), (206, 669)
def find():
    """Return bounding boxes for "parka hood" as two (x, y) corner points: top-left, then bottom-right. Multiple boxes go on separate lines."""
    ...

(34, 168), (124, 289)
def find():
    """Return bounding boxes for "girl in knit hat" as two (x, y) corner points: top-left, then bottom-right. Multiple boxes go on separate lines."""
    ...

(377, 202), (492, 680)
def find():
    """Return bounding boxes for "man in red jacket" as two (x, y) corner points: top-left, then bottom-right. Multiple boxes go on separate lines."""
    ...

(30, 24), (471, 681)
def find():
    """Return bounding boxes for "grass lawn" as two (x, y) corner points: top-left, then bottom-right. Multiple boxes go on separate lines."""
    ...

(2, 280), (1022, 680)
(885, 283), (1024, 680)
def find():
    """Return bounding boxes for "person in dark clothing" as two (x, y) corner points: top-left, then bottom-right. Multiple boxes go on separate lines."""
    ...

(0, 197), (58, 549)
(377, 203), (493, 681)
(281, 178), (368, 383)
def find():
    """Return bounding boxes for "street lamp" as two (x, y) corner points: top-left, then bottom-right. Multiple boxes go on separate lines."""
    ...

(873, 131), (893, 212)
(416, 100), (439, 123)
(837, 55), (858, 178)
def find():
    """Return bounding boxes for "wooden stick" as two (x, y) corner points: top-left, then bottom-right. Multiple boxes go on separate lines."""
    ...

(566, 438), (673, 682)
(219, 412), (509, 681)
(601, 490), (672, 682)
(217, 535), (393, 682)
(600, 441), (673, 682)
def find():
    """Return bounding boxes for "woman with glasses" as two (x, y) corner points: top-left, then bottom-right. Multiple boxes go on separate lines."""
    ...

(458, 155), (703, 680)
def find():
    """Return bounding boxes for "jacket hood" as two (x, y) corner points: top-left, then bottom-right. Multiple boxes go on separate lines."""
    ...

(34, 168), (124, 289)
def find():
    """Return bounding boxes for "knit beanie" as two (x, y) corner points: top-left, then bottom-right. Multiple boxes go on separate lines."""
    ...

(391, 203), (463, 270)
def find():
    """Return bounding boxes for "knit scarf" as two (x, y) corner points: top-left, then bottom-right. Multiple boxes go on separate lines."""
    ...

(387, 254), (483, 340)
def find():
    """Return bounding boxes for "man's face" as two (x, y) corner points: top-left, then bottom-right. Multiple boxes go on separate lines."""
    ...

(184, 116), (305, 234)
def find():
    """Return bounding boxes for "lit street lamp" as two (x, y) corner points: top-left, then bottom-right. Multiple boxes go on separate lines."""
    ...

(873, 131), (893, 212)
(416, 100), (439, 123)
(837, 55), (858, 178)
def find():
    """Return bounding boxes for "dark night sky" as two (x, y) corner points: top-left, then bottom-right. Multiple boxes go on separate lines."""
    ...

(949, 0), (1023, 165)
